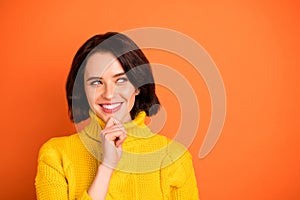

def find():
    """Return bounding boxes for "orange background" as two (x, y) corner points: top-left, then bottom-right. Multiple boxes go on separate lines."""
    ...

(1, 0), (300, 199)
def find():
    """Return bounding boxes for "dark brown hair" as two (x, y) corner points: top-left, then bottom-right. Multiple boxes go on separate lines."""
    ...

(66, 32), (160, 123)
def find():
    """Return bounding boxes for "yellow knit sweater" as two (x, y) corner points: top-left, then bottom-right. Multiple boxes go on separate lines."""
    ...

(35, 111), (199, 199)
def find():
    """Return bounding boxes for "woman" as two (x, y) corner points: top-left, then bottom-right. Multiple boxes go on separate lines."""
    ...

(35, 32), (199, 199)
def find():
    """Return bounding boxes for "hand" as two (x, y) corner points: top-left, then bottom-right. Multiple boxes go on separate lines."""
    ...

(100, 117), (127, 169)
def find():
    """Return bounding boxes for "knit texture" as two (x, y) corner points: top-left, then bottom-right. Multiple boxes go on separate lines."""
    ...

(35, 111), (199, 199)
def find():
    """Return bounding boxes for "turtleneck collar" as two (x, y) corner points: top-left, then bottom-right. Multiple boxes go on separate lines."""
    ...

(78, 110), (155, 164)
(89, 109), (147, 129)
(78, 110), (187, 173)
(81, 110), (153, 144)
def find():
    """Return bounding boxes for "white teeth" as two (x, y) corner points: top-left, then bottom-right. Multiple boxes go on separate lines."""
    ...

(102, 103), (121, 110)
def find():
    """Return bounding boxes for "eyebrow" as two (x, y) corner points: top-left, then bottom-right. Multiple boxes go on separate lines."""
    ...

(86, 72), (126, 82)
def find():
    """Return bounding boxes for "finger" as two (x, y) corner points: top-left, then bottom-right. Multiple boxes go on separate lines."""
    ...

(101, 120), (127, 147)
(115, 133), (127, 147)
(109, 118), (123, 130)
(105, 132), (127, 148)
(104, 131), (125, 142)
(112, 118), (120, 125)
(116, 145), (122, 154)
(105, 117), (116, 128)
(101, 126), (126, 136)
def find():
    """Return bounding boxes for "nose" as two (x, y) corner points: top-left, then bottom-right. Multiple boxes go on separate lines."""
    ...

(101, 82), (115, 100)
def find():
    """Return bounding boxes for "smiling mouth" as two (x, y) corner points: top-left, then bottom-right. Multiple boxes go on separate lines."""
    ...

(100, 103), (122, 113)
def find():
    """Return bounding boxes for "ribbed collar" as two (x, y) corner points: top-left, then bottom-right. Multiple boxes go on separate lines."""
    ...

(78, 110), (186, 173)
(80, 110), (154, 145)
(90, 109), (147, 129)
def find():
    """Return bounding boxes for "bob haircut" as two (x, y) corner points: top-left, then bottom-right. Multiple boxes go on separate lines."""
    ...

(66, 32), (160, 123)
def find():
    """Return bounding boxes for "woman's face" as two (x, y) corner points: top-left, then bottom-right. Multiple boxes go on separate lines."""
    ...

(84, 52), (139, 123)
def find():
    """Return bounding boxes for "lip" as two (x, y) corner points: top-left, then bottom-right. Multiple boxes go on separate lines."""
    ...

(100, 102), (123, 113)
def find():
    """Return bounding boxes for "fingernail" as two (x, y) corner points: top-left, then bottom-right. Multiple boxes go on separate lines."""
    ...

(113, 118), (118, 125)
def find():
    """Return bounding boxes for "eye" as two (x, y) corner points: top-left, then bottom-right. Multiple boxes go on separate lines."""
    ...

(90, 80), (102, 86)
(116, 77), (128, 83)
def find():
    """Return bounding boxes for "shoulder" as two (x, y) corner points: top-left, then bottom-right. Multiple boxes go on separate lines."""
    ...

(161, 139), (195, 183)
(37, 134), (80, 162)
(143, 131), (192, 164)
(147, 133), (191, 159)
(159, 136), (193, 169)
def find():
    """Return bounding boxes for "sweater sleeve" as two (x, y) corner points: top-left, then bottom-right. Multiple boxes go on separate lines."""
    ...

(161, 147), (200, 200)
(35, 138), (92, 200)
(170, 151), (199, 199)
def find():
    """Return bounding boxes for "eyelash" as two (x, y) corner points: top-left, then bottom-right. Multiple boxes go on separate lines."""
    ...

(89, 77), (128, 86)
(116, 77), (128, 83)
(90, 80), (102, 86)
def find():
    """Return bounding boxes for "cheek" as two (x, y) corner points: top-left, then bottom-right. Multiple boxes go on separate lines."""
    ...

(84, 85), (96, 104)
(118, 87), (137, 106)
(128, 92), (136, 107)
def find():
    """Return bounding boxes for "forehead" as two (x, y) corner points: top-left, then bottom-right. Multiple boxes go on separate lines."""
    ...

(84, 52), (124, 77)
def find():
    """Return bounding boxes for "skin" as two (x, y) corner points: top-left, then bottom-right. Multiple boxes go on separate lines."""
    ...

(84, 52), (139, 200)
(84, 52), (139, 123)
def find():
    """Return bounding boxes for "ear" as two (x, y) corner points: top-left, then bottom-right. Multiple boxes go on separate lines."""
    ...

(135, 88), (140, 95)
